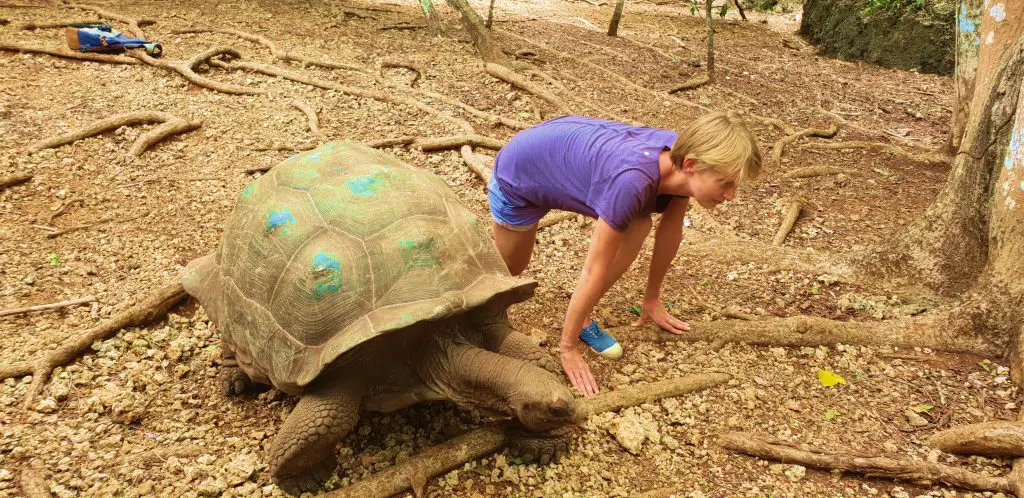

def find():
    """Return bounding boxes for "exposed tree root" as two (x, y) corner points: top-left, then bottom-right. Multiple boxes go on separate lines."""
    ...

(538, 211), (580, 230)
(497, 29), (708, 112)
(719, 432), (1015, 494)
(782, 166), (861, 179)
(365, 137), (416, 149)
(446, 0), (511, 66)
(460, 145), (493, 183)
(770, 123), (840, 167)
(382, 58), (423, 86)
(685, 286), (757, 321)
(19, 20), (103, 30)
(416, 134), (505, 151)
(326, 373), (728, 498)
(26, 111), (200, 158)
(171, 27), (367, 72)
(801, 141), (953, 166)
(0, 173), (32, 192)
(379, 22), (422, 31)
(926, 421), (1024, 457)
(19, 460), (51, 498)
(0, 282), (187, 409)
(406, 85), (532, 130)
(209, 59), (476, 134)
(668, 74), (710, 93)
(772, 200), (803, 246)
(0, 296), (97, 318)
(485, 63), (571, 114)
(48, 197), (83, 223)
(814, 107), (929, 150)
(67, 3), (148, 38)
(127, 47), (266, 95)
(290, 100), (322, 136)
(608, 313), (999, 357)
(0, 42), (140, 64)
(252, 142), (317, 153)
(128, 119), (202, 158)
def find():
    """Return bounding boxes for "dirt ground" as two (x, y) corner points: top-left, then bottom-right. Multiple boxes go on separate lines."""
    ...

(0, 1), (1014, 497)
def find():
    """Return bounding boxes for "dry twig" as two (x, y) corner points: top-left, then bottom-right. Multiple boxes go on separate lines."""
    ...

(0, 296), (97, 318)
(0, 282), (187, 409)
(668, 74), (710, 93)
(67, 3), (148, 38)
(47, 197), (83, 223)
(19, 20), (104, 30)
(127, 47), (265, 95)
(720, 432), (1014, 494)
(382, 58), (424, 86)
(290, 100), (322, 136)
(782, 166), (861, 179)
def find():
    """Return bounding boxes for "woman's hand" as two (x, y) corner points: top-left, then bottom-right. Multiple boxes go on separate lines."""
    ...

(632, 299), (690, 334)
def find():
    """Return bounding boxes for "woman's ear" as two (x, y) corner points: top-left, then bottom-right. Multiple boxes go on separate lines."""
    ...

(682, 157), (698, 174)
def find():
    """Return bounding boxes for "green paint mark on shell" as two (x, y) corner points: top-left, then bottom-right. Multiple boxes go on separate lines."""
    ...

(240, 181), (257, 199)
(347, 175), (383, 198)
(265, 209), (297, 235)
(311, 251), (343, 300)
(399, 238), (439, 269)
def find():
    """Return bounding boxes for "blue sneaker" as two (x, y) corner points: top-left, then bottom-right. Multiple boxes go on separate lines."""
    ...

(579, 321), (622, 359)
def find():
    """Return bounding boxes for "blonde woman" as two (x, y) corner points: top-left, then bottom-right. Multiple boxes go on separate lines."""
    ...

(489, 112), (762, 396)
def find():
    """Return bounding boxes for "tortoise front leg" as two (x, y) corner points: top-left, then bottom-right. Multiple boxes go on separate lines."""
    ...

(269, 376), (364, 496)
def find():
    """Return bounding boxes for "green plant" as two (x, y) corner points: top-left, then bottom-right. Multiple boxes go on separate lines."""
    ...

(862, 0), (925, 15)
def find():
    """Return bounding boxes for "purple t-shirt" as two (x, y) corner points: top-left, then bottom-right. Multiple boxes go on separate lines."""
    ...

(493, 116), (680, 231)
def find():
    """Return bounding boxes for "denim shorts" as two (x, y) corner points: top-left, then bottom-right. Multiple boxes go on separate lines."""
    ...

(487, 175), (548, 232)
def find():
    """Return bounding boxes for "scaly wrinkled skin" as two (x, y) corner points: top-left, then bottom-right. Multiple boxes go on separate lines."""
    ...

(220, 311), (577, 495)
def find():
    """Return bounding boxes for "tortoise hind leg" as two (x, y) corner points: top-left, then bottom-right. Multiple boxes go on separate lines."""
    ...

(218, 342), (255, 396)
(269, 376), (363, 496)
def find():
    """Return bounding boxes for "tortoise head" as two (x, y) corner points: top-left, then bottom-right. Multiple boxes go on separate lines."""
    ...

(510, 373), (577, 431)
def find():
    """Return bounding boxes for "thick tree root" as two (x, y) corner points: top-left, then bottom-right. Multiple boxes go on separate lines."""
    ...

(19, 460), (52, 498)
(485, 63), (571, 114)
(720, 432), (1015, 494)
(405, 84), (531, 129)
(770, 123), (840, 167)
(290, 100), (322, 136)
(19, 20), (104, 30)
(460, 145), (493, 183)
(171, 27), (367, 72)
(0, 282), (187, 409)
(668, 74), (710, 93)
(607, 314), (999, 357)
(0, 173), (32, 192)
(801, 141), (953, 165)
(0, 42), (140, 64)
(0, 296), (97, 318)
(782, 165), (861, 179)
(127, 48), (266, 95)
(575, 373), (731, 419)
(25, 111), (200, 158)
(209, 59), (476, 134)
(772, 200), (803, 246)
(326, 373), (728, 498)
(416, 134), (505, 151)
(365, 137), (416, 149)
(926, 421), (1024, 457)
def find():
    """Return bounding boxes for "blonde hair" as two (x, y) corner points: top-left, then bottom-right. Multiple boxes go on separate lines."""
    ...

(669, 111), (762, 183)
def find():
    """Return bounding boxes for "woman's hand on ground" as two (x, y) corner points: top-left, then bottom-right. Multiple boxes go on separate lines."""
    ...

(632, 299), (691, 334)
(560, 344), (599, 397)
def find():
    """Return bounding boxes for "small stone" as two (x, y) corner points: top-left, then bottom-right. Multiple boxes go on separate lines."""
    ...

(891, 487), (910, 498)
(0, 469), (12, 481)
(882, 441), (899, 453)
(783, 464), (806, 482)
(35, 398), (58, 413)
(197, 476), (227, 496)
(905, 410), (929, 427)
(785, 401), (802, 412)
(225, 453), (258, 486)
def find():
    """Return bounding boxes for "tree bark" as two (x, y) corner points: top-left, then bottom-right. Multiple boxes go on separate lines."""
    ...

(419, 0), (444, 36)
(445, 0), (510, 66)
(950, 0), (983, 151)
(607, 0), (625, 36)
(705, 0), (715, 82)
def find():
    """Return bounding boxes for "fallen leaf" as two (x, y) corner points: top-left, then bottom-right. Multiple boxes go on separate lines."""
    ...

(824, 409), (842, 421)
(627, 305), (641, 316)
(912, 403), (935, 413)
(818, 369), (846, 388)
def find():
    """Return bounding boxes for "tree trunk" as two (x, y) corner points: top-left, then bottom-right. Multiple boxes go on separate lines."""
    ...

(949, 0), (983, 151)
(486, 0), (496, 29)
(864, 2), (1024, 382)
(419, 0), (444, 37)
(608, 0), (626, 36)
(445, 0), (510, 66)
(705, 0), (715, 81)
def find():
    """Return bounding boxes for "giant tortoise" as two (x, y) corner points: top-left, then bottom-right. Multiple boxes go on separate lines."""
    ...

(183, 142), (575, 494)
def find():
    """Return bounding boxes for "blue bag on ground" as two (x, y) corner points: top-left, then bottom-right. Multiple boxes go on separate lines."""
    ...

(65, 24), (162, 56)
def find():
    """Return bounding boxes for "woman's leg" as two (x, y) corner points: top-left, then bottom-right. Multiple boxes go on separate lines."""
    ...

(493, 222), (539, 276)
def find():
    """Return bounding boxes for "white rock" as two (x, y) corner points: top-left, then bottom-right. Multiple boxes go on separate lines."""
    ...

(225, 453), (258, 486)
(35, 398), (58, 413)
(783, 464), (806, 482)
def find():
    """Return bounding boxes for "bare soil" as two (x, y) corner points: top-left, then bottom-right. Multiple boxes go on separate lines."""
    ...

(1, 1), (1012, 498)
